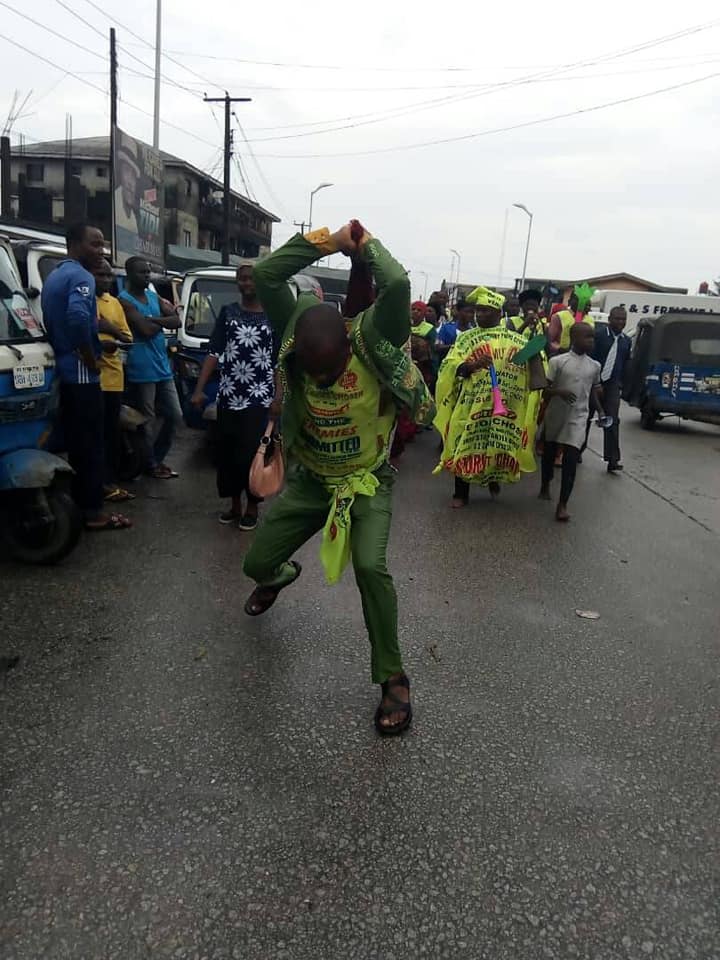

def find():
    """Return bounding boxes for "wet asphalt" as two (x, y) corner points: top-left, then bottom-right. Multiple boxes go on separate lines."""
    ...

(1, 408), (718, 960)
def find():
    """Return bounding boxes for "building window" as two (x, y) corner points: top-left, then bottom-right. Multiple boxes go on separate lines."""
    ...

(183, 229), (192, 247)
(26, 162), (44, 183)
(96, 165), (108, 178)
(185, 178), (192, 197)
(71, 162), (82, 177)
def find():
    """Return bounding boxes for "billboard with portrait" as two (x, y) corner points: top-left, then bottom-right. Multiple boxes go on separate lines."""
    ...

(112, 126), (164, 267)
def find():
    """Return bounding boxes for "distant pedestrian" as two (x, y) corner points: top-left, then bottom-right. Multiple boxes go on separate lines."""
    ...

(590, 306), (631, 473)
(507, 288), (547, 339)
(120, 257), (183, 479)
(547, 291), (594, 356)
(92, 259), (135, 503)
(428, 290), (448, 322)
(191, 262), (279, 530)
(41, 223), (132, 531)
(434, 297), (474, 365)
(539, 323), (605, 521)
(410, 300), (437, 390)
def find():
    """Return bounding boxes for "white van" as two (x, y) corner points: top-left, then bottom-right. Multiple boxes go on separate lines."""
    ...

(589, 289), (719, 336)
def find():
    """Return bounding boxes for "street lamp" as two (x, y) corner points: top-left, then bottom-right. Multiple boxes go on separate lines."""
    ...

(450, 248), (461, 295)
(513, 202), (533, 292)
(418, 270), (428, 301)
(308, 182), (333, 233)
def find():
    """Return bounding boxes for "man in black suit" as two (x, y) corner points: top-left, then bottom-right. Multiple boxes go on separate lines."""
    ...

(592, 306), (632, 472)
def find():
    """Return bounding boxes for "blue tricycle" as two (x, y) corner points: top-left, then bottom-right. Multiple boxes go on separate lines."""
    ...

(0, 239), (81, 563)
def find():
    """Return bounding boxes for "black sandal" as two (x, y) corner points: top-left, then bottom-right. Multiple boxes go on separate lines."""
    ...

(374, 673), (413, 736)
(244, 561), (302, 617)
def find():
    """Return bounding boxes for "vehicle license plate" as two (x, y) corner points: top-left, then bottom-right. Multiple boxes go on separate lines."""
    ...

(13, 364), (44, 389)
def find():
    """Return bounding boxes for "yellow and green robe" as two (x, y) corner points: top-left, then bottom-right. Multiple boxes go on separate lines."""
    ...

(434, 324), (539, 485)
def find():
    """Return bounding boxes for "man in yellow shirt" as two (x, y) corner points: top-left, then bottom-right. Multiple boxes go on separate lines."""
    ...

(93, 259), (134, 502)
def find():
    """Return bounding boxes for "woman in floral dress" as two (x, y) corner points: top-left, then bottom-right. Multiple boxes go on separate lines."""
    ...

(192, 263), (279, 530)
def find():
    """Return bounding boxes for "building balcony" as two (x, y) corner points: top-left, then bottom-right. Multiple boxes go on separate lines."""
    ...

(198, 201), (271, 247)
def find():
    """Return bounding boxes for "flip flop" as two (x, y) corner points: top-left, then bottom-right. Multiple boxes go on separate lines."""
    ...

(104, 487), (136, 503)
(85, 513), (133, 531)
(375, 674), (413, 736)
(146, 465), (179, 479)
(244, 561), (301, 616)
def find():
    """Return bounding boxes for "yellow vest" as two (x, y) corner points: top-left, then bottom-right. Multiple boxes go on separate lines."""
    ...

(295, 352), (395, 479)
(294, 353), (396, 584)
(558, 310), (594, 350)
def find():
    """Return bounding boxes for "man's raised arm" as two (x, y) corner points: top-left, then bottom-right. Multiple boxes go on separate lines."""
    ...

(359, 236), (411, 348)
(253, 229), (345, 341)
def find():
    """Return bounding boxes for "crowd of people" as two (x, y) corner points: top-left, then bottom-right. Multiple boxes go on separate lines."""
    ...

(41, 223), (184, 532)
(41, 219), (633, 735)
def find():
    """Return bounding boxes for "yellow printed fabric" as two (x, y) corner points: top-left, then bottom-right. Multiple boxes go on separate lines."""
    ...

(97, 293), (133, 392)
(433, 325), (536, 485)
(295, 352), (396, 583)
(303, 227), (338, 255)
(467, 286), (506, 310)
(319, 469), (380, 585)
(411, 321), (434, 338)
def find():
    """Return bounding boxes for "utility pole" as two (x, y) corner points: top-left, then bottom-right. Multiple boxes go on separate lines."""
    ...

(109, 28), (118, 129)
(153, 0), (161, 149)
(204, 92), (251, 266)
(109, 28), (118, 263)
(293, 220), (306, 234)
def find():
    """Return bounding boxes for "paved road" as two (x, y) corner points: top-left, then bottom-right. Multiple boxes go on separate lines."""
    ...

(1, 418), (718, 960)
(586, 402), (720, 535)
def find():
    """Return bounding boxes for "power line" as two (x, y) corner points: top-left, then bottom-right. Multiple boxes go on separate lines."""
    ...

(52, 0), (204, 96)
(144, 57), (720, 95)
(121, 28), (720, 72)
(232, 113), (290, 222)
(236, 18), (720, 144)
(207, 104), (254, 200)
(250, 69), (720, 159)
(239, 57), (720, 133)
(0, 30), (218, 150)
(75, 0), (225, 92)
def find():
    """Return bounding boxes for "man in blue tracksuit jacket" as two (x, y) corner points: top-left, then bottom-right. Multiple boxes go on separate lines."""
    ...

(41, 223), (131, 530)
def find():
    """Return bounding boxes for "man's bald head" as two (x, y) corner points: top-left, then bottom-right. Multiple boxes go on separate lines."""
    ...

(295, 304), (351, 385)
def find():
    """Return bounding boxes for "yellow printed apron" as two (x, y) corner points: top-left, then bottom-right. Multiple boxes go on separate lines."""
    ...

(295, 353), (395, 583)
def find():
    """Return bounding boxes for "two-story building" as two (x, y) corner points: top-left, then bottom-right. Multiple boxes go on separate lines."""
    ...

(3, 135), (278, 267)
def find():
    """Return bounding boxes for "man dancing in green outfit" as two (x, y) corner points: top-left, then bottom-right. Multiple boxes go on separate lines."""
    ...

(243, 221), (434, 735)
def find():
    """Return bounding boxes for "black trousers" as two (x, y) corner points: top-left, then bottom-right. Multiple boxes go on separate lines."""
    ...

(600, 381), (621, 464)
(582, 381), (621, 464)
(541, 442), (580, 504)
(60, 382), (105, 517)
(216, 405), (267, 501)
(102, 391), (122, 486)
(454, 477), (470, 502)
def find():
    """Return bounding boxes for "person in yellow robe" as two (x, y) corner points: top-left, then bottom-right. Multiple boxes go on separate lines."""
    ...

(434, 286), (538, 507)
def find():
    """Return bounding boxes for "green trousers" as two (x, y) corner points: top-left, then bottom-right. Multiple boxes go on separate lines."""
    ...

(243, 462), (402, 684)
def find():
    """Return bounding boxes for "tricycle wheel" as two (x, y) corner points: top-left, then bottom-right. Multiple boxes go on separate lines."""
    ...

(4, 488), (82, 564)
(640, 402), (657, 431)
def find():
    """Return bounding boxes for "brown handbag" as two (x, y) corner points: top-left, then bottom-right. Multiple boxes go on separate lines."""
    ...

(249, 419), (285, 498)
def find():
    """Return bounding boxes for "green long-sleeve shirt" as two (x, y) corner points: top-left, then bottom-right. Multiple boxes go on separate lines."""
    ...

(253, 233), (434, 456)
(253, 233), (411, 349)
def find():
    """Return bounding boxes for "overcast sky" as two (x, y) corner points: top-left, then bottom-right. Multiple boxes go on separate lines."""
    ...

(2, 0), (719, 297)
